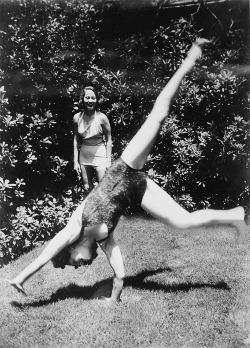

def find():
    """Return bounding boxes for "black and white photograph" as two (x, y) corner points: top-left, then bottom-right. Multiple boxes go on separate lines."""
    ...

(0, 0), (249, 347)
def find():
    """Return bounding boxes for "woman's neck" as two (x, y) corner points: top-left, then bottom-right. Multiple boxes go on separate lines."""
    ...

(83, 109), (95, 118)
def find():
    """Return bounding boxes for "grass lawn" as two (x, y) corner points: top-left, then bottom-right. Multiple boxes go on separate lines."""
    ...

(0, 215), (250, 348)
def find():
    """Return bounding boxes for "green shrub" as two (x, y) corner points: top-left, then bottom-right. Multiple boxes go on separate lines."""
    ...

(0, 190), (81, 266)
(113, 19), (249, 209)
(0, 1), (249, 264)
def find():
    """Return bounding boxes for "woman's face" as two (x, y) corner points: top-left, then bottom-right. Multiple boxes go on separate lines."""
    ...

(68, 244), (93, 267)
(83, 89), (97, 112)
(52, 239), (98, 269)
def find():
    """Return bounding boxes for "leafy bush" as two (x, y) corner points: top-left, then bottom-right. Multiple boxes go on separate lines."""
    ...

(0, 1), (249, 264)
(113, 19), (249, 209)
(1, 1), (248, 208)
(0, 190), (81, 266)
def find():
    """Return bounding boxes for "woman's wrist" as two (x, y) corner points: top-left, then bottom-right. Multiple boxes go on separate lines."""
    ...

(111, 277), (124, 301)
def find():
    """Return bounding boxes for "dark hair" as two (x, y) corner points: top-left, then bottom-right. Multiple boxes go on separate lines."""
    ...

(52, 241), (98, 269)
(79, 86), (99, 108)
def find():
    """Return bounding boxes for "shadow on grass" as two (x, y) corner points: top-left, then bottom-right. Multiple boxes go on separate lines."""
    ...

(11, 267), (229, 309)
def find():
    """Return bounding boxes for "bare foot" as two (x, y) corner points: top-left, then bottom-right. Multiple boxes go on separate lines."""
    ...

(195, 38), (212, 48)
(7, 279), (26, 296)
(233, 220), (249, 244)
(187, 38), (212, 61)
(244, 205), (250, 226)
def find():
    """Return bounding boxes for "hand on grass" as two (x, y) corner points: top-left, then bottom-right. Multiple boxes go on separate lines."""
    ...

(99, 297), (114, 306)
(100, 296), (124, 305)
(7, 279), (26, 296)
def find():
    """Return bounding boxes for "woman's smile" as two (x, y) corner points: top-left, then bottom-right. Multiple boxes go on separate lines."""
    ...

(83, 90), (97, 110)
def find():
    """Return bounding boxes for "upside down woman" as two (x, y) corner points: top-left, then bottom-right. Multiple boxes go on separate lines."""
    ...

(8, 39), (248, 302)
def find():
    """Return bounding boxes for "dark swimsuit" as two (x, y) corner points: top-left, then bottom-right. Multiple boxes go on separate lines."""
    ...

(81, 158), (147, 240)
(52, 158), (147, 268)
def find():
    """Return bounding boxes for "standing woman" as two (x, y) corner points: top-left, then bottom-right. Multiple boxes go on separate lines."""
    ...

(73, 86), (112, 192)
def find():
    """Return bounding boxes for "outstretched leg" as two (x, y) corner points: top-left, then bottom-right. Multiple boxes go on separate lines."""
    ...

(121, 38), (210, 170)
(141, 179), (248, 242)
(8, 200), (86, 294)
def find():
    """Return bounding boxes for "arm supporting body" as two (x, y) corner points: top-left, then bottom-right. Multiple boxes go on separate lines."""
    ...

(100, 113), (112, 168)
(73, 113), (82, 176)
(99, 233), (125, 301)
(9, 200), (86, 288)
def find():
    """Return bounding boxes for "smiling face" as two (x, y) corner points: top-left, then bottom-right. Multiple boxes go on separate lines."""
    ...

(83, 88), (97, 112)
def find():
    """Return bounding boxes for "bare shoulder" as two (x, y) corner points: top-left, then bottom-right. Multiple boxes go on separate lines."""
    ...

(97, 111), (109, 124)
(73, 112), (81, 123)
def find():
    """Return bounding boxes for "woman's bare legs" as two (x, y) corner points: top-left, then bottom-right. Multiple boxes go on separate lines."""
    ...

(141, 179), (247, 242)
(81, 165), (94, 192)
(121, 39), (210, 170)
(8, 200), (87, 294)
(81, 165), (106, 192)
(95, 166), (106, 184)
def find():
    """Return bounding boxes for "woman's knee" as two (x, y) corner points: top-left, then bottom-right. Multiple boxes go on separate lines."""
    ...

(95, 167), (106, 182)
(168, 212), (194, 229)
(81, 166), (93, 184)
(173, 210), (210, 229)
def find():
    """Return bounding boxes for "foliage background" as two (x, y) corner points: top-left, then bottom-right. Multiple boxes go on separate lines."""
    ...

(0, 0), (249, 264)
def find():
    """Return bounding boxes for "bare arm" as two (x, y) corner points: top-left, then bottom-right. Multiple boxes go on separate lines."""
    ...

(100, 113), (112, 168)
(99, 233), (125, 301)
(73, 113), (81, 176)
(8, 200), (86, 290)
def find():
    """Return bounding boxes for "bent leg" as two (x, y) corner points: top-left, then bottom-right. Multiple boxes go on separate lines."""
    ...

(121, 39), (210, 170)
(8, 200), (87, 292)
(141, 179), (246, 240)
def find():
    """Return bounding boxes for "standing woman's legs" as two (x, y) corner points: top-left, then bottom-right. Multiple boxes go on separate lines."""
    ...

(95, 166), (106, 183)
(81, 166), (106, 192)
(81, 165), (94, 192)
(121, 38), (210, 170)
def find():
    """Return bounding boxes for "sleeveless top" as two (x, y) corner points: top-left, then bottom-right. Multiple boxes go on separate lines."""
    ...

(77, 111), (104, 146)
(81, 158), (147, 234)
(77, 111), (107, 166)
